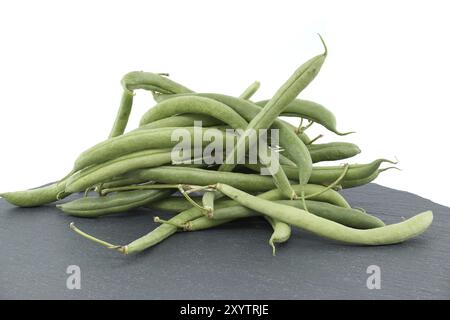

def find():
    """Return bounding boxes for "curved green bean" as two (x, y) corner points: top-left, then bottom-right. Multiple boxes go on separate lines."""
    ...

(256, 99), (352, 136)
(122, 71), (193, 94)
(340, 167), (398, 189)
(139, 95), (249, 129)
(216, 183), (433, 245)
(1, 180), (67, 207)
(265, 216), (291, 255)
(109, 72), (193, 138)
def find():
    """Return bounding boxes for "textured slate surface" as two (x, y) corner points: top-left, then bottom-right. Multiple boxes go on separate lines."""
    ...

(0, 183), (449, 300)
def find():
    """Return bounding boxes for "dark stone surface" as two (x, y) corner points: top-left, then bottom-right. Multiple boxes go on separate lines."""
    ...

(1, 183), (449, 299)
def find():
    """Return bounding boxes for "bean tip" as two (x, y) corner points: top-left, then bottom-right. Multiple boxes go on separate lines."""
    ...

(317, 33), (327, 56)
(336, 130), (356, 136)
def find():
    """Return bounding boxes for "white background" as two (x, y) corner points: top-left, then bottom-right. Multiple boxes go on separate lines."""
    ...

(0, 0), (449, 206)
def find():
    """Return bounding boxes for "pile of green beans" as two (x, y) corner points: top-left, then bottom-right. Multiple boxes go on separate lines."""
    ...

(1, 36), (433, 257)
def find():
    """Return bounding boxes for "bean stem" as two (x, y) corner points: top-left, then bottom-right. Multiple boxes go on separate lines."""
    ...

(69, 222), (124, 252)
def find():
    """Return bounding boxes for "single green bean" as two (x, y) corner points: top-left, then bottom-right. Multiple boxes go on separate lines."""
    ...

(306, 142), (361, 163)
(265, 216), (291, 255)
(256, 99), (353, 136)
(57, 190), (172, 217)
(216, 183), (433, 245)
(109, 72), (193, 138)
(340, 167), (398, 189)
(1, 180), (67, 207)
(122, 71), (193, 94)
(139, 96), (249, 129)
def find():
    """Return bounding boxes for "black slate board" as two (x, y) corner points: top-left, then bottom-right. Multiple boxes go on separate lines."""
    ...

(1, 183), (449, 299)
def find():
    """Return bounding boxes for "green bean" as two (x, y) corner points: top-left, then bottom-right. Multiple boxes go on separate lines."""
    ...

(139, 96), (249, 129)
(215, 183), (433, 245)
(239, 81), (261, 100)
(57, 190), (172, 217)
(109, 90), (134, 138)
(256, 99), (353, 136)
(275, 200), (385, 229)
(265, 216), (291, 255)
(109, 72), (193, 138)
(184, 216), (235, 231)
(122, 71), (193, 94)
(191, 199), (384, 229)
(307, 142), (361, 163)
(0, 168), (79, 207)
(1, 180), (67, 207)
(120, 200), (234, 254)
(340, 167), (398, 189)
(73, 127), (231, 171)
(245, 159), (395, 187)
